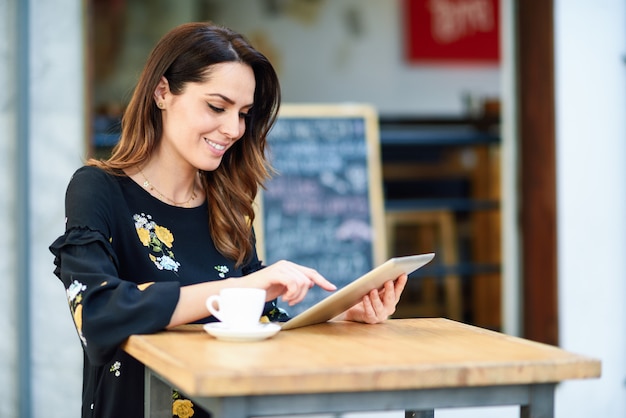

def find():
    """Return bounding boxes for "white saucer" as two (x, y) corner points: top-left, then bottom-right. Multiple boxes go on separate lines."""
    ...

(203, 322), (281, 342)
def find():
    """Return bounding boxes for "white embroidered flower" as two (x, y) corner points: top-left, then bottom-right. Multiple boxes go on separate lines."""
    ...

(158, 255), (180, 272)
(110, 361), (121, 377)
(214, 265), (229, 278)
(67, 280), (86, 301)
(133, 213), (147, 229)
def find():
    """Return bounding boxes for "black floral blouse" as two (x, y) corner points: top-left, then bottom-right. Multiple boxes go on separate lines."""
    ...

(50, 166), (289, 418)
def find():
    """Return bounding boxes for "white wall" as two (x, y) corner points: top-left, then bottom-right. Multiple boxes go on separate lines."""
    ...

(29, 0), (86, 414)
(554, 0), (626, 417)
(0, 0), (20, 416)
(1, 1), (87, 417)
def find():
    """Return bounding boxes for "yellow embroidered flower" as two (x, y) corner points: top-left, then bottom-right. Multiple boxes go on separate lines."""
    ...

(173, 399), (195, 418)
(136, 227), (151, 246)
(137, 282), (155, 291)
(73, 304), (83, 332)
(154, 225), (174, 248)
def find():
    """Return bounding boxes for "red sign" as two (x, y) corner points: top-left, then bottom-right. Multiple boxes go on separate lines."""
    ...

(404, 0), (500, 63)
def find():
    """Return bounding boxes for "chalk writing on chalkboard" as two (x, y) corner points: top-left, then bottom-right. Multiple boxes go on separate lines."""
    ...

(255, 105), (385, 316)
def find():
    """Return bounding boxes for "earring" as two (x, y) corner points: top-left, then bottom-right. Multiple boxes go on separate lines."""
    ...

(158, 102), (164, 109)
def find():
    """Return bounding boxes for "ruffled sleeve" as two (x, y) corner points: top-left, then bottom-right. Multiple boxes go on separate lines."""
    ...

(49, 167), (180, 365)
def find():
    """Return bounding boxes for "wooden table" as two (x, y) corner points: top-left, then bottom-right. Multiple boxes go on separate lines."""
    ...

(123, 318), (601, 418)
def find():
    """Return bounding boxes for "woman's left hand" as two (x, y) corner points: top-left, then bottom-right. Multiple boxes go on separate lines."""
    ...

(335, 273), (408, 324)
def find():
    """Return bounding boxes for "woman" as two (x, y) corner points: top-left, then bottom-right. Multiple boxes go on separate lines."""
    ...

(50, 22), (407, 418)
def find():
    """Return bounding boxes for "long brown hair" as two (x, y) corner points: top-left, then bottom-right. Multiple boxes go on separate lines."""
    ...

(89, 22), (281, 267)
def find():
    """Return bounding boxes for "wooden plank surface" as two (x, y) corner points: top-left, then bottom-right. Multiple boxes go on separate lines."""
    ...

(123, 318), (600, 398)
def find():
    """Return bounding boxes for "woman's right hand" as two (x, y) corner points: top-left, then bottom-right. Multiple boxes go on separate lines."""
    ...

(245, 260), (337, 306)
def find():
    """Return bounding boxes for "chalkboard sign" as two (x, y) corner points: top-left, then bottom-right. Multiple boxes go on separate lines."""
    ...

(254, 104), (386, 315)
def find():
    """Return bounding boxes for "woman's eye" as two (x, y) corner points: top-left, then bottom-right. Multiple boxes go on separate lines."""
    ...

(208, 104), (224, 113)
(239, 112), (250, 119)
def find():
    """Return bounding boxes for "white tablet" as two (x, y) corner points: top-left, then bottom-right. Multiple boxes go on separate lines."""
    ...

(281, 253), (435, 330)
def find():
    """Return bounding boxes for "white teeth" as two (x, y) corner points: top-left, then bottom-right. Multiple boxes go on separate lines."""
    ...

(206, 139), (226, 151)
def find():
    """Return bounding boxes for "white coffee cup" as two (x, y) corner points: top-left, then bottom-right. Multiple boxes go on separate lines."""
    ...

(206, 288), (266, 329)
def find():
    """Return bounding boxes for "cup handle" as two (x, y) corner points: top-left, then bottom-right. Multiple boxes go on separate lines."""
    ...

(206, 295), (222, 321)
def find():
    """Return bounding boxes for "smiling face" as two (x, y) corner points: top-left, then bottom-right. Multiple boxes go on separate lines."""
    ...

(155, 62), (256, 172)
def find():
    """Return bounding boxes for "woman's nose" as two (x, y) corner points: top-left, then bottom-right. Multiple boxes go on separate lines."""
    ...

(219, 112), (243, 140)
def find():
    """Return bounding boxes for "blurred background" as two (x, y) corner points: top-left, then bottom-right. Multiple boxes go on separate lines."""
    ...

(0, 0), (624, 417)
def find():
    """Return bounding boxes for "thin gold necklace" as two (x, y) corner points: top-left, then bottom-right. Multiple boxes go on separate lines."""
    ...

(138, 168), (198, 207)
